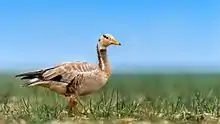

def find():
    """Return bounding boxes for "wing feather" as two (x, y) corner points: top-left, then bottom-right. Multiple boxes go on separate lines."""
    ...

(42, 62), (99, 83)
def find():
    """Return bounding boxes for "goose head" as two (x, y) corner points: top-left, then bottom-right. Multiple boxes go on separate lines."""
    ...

(98, 34), (121, 50)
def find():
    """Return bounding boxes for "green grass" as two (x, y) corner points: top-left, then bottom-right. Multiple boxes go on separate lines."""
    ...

(1, 73), (220, 123)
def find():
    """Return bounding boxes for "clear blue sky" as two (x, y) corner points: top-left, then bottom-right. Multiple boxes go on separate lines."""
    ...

(0, 0), (220, 70)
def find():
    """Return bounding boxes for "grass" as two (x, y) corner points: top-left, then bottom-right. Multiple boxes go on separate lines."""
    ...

(1, 73), (220, 123)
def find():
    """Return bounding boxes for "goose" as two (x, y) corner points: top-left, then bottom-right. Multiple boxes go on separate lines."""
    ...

(15, 34), (121, 114)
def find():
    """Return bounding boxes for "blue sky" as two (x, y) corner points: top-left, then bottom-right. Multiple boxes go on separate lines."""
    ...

(0, 0), (220, 71)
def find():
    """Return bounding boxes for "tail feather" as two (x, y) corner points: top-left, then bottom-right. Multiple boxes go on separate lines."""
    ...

(20, 78), (40, 87)
(15, 67), (56, 87)
(15, 70), (44, 87)
(15, 70), (44, 78)
(20, 76), (36, 80)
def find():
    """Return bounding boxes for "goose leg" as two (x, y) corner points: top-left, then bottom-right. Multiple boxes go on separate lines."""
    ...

(66, 95), (79, 116)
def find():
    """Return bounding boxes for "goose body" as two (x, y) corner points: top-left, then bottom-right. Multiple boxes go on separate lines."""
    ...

(15, 34), (121, 113)
(17, 62), (108, 96)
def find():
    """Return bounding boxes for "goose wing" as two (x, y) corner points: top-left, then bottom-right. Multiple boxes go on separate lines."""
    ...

(16, 61), (99, 84)
(42, 62), (99, 83)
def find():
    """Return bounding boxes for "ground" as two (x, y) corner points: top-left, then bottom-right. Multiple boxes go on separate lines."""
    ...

(1, 73), (220, 124)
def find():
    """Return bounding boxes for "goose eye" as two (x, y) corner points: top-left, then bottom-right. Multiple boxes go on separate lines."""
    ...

(103, 35), (109, 39)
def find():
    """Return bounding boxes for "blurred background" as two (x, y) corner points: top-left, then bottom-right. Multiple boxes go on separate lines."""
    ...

(1, 0), (220, 99)
(0, 0), (220, 90)
(1, 0), (220, 123)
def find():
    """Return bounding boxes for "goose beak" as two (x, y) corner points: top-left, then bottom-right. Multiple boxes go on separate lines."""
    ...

(112, 39), (121, 46)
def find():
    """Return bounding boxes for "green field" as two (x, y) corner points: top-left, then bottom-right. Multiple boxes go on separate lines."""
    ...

(1, 73), (220, 124)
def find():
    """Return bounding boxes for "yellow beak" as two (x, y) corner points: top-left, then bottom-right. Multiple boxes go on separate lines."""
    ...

(112, 39), (121, 45)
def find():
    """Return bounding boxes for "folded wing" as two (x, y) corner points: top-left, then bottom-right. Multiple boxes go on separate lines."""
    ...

(15, 62), (99, 86)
